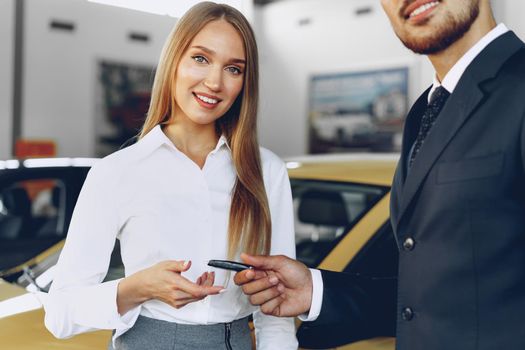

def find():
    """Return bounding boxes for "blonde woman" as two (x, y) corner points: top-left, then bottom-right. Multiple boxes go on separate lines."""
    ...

(43, 2), (298, 349)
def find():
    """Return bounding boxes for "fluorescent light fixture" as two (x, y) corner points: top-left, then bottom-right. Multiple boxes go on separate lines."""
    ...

(72, 158), (100, 167)
(88, 0), (245, 18)
(286, 161), (302, 169)
(24, 158), (72, 168)
(23, 158), (99, 168)
(0, 159), (20, 169)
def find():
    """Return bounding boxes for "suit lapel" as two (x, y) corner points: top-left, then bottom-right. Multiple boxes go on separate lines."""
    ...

(390, 91), (429, 231)
(398, 90), (431, 184)
(394, 31), (525, 228)
(396, 80), (484, 226)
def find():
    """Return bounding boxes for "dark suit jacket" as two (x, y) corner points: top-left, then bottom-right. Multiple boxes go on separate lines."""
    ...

(299, 32), (525, 350)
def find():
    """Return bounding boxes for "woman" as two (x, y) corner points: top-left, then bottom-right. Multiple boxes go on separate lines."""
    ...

(42, 2), (298, 349)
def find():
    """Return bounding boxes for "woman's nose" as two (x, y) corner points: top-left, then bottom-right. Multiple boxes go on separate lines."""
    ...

(203, 68), (222, 92)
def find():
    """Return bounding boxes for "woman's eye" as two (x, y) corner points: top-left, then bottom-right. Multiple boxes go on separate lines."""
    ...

(226, 66), (242, 75)
(192, 55), (208, 64)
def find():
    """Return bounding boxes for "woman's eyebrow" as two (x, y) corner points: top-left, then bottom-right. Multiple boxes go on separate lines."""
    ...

(191, 45), (246, 65)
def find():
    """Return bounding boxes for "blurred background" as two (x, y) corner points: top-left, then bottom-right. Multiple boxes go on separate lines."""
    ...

(0, 0), (522, 160)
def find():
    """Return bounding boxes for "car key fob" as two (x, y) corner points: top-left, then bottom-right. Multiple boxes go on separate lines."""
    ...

(207, 259), (254, 272)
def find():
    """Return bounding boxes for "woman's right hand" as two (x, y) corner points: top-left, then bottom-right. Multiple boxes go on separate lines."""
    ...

(117, 260), (223, 314)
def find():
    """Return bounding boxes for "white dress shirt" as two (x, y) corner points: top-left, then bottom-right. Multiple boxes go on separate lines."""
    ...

(42, 125), (298, 349)
(302, 23), (509, 323)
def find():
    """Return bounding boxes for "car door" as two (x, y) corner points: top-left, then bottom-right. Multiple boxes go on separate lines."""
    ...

(290, 178), (396, 350)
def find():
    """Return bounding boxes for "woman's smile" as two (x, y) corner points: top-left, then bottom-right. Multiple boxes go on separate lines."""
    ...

(192, 92), (222, 109)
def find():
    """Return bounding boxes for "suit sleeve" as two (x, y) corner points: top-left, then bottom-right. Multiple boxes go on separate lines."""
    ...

(297, 270), (396, 349)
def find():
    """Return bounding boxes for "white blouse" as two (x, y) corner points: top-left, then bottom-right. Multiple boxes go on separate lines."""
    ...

(43, 125), (298, 349)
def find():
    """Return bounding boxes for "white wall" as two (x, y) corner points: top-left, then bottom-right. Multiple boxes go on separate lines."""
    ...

(22, 0), (176, 157)
(500, 0), (525, 38)
(4, 0), (525, 159)
(253, 0), (525, 157)
(254, 0), (434, 157)
(0, 0), (14, 159)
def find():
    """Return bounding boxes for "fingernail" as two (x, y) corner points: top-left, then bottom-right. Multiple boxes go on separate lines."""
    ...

(183, 260), (189, 268)
(246, 270), (254, 279)
(269, 276), (278, 285)
(219, 289), (227, 294)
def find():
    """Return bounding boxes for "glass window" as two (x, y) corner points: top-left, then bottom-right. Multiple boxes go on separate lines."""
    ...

(0, 179), (67, 241)
(290, 179), (387, 267)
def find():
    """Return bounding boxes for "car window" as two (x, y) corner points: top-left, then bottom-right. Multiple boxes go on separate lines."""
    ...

(0, 178), (69, 270)
(291, 179), (387, 267)
(0, 179), (67, 241)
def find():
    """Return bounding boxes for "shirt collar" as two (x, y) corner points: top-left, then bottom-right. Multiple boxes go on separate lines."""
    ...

(429, 23), (509, 102)
(138, 125), (230, 156)
(214, 135), (230, 152)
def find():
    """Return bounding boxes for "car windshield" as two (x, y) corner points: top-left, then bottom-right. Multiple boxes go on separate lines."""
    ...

(291, 179), (387, 267)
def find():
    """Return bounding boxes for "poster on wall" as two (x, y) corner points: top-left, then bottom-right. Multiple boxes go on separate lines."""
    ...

(308, 67), (408, 154)
(95, 61), (156, 157)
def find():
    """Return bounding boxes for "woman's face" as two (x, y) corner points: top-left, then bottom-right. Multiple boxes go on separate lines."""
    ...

(173, 19), (246, 127)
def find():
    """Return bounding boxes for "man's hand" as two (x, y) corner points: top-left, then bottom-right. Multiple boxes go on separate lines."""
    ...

(234, 253), (312, 317)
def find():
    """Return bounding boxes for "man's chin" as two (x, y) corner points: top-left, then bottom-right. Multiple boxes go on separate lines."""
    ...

(402, 37), (450, 55)
(397, 2), (480, 55)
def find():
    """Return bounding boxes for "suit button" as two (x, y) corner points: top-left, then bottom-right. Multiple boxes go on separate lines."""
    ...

(402, 307), (414, 321)
(403, 237), (415, 251)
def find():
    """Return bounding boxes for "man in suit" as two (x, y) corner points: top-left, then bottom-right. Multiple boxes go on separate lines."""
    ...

(234, 1), (525, 349)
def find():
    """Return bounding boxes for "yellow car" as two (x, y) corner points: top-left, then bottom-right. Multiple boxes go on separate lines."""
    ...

(0, 154), (398, 349)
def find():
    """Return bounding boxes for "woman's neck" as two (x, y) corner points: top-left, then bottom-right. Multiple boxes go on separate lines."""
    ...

(163, 119), (219, 168)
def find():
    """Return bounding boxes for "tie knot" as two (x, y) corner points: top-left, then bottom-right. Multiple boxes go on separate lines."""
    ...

(429, 86), (450, 106)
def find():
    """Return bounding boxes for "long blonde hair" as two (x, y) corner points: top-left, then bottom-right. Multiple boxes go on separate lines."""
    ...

(140, 2), (271, 259)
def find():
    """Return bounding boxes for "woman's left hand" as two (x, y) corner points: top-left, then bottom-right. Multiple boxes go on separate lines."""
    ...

(171, 271), (218, 307)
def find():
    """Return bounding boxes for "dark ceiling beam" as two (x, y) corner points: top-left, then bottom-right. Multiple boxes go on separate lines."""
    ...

(254, 0), (282, 5)
(12, 0), (24, 156)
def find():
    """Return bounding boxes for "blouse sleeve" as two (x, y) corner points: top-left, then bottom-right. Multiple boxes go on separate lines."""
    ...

(43, 160), (141, 339)
(253, 155), (298, 349)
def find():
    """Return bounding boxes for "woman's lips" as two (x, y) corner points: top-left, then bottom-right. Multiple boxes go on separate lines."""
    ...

(193, 92), (221, 109)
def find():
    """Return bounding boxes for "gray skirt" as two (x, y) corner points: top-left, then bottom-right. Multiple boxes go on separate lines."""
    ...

(110, 315), (252, 350)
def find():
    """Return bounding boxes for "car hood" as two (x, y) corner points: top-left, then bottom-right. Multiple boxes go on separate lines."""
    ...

(0, 278), (27, 301)
(0, 308), (111, 349)
(0, 280), (111, 348)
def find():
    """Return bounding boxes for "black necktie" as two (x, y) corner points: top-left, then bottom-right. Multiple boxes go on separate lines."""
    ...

(408, 86), (450, 168)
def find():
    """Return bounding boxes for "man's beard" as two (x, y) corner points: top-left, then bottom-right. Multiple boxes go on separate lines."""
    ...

(398, 1), (480, 55)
